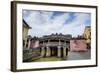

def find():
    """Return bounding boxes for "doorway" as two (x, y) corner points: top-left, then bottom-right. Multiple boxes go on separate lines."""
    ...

(50, 46), (57, 56)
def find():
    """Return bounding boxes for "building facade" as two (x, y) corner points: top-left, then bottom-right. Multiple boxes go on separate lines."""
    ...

(83, 26), (91, 49)
(70, 38), (87, 52)
(30, 37), (40, 49)
(23, 20), (31, 49)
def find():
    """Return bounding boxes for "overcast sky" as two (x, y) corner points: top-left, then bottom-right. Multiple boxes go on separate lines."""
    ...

(23, 10), (91, 37)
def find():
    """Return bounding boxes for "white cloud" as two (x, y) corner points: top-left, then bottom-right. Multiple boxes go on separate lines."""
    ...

(23, 10), (90, 37)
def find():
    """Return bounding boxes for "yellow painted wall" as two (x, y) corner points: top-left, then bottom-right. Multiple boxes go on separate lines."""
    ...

(83, 27), (91, 44)
(23, 23), (30, 48)
(23, 27), (29, 41)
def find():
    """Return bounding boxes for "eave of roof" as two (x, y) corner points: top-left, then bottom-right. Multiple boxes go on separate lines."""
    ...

(23, 19), (32, 29)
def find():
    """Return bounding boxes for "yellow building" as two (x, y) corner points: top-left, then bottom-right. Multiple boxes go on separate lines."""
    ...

(23, 20), (31, 49)
(83, 26), (91, 48)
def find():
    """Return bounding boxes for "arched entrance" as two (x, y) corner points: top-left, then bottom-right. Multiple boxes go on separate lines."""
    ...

(50, 46), (57, 56)
(61, 47), (63, 57)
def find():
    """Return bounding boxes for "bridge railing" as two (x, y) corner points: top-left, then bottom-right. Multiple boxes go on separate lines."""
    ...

(40, 42), (69, 47)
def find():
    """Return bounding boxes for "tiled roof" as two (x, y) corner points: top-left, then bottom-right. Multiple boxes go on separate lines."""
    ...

(23, 19), (31, 29)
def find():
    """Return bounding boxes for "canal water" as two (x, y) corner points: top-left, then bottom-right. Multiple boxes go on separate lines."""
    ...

(24, 49), (91, 62)
(67, 49), (91, 60)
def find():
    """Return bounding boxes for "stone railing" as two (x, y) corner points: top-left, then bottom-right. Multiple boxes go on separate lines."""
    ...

(23, 48), (41, 62)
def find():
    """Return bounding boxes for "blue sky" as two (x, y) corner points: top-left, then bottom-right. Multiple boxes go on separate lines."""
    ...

(23, 10), (91, 37)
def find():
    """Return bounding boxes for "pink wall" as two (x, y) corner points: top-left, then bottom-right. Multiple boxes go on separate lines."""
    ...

(70, 39), (87, 52)
(30, 40), (39, 48)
